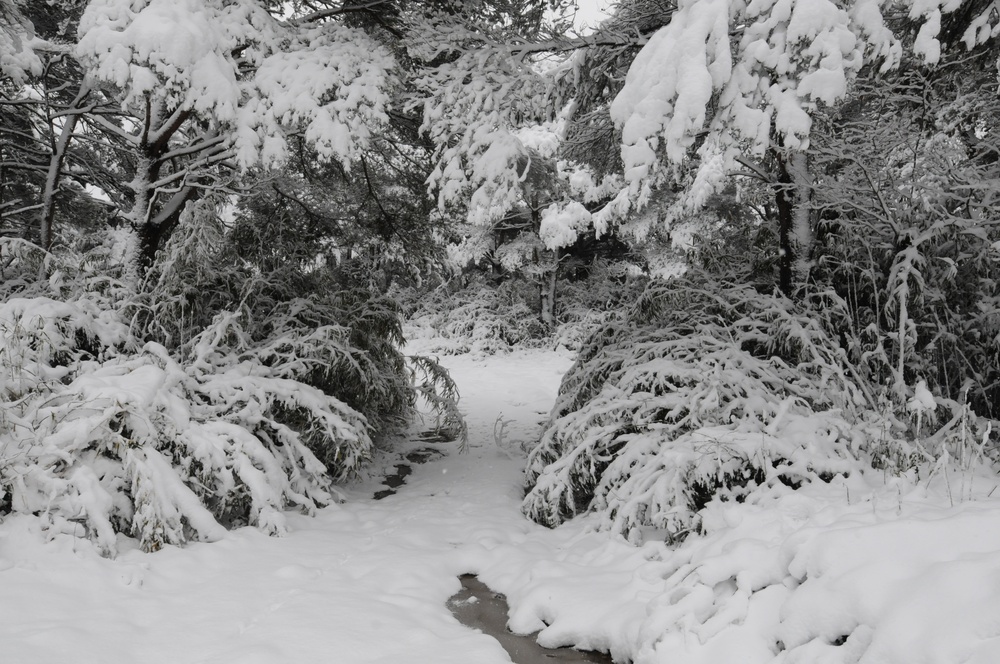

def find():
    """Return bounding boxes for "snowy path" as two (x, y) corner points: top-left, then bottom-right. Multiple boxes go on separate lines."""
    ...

(7, 348), (1000, 664)
(1, 349), (657, 664)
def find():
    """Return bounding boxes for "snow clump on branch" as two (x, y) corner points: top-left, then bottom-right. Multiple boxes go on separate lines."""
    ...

(595, 0), (993, 227)
(76, 0), (394, 169)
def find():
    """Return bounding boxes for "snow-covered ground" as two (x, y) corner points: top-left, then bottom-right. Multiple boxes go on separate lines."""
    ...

(3, 348), (1000, 663)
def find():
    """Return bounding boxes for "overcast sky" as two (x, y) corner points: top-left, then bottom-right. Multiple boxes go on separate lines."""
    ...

(572, 0), (612, 32)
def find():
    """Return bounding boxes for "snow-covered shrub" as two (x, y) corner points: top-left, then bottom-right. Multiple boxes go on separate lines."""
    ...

(0, 208), (464, 554)
(404, 280), (549, 355)
(0, 237), (53, 299)
(400, 261), (647, 355)
(442, 288), (547, 354)
(551, 259), (647, 351)
(0, 292), (369, 555)
(522, 273), (992, 543)
(131, 202), (439, 445)
(804, 65), (1000, 422)
(549, 307), (614, 353)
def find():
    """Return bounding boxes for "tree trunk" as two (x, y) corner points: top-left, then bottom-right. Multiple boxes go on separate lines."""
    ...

(38, 111), (76, 250)
(39, 84), (89, 251)
(775, 157), (794, 297)
(788, 151), (813, 286)
(120, 99), (198, 281)
(539, 249), (558, 328)
(774, 151), (811, 298)
(121, 152), (155, 284)
(136, 185), (198, 267)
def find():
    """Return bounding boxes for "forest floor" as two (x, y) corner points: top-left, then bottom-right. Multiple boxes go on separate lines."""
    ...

(3, 347), (1000, 663)
(2, 348), (659, 664)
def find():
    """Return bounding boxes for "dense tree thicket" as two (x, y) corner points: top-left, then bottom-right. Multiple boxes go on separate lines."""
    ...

(1, 0), (999, 552)
(521, 2), (1000, 540)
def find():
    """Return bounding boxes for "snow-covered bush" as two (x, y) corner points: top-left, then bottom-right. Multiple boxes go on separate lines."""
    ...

(0, 208), (464, 555)
(401, 260), (647, 356)
(0, 290), (369, 555)
(403, 280), (550, 355)
(806, 67), (1000, 421)
(132, 202), (444, 446)
(522, 273), (995, 543)
(0, 237), (54, 299)
(550, 259), (648, 351)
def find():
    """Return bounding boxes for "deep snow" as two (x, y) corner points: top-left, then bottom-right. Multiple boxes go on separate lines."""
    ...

(2, 349), (648, 664)
(3, 347), (1000, 663)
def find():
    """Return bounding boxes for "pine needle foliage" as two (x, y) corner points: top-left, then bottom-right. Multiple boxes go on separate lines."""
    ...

(522, 271), (995, 543)
(408, 354), (469, 448)
(0, 260), (365, 555)
(808, 60), (1000, 419)
(131, 201), (425, 448)
(0, 202), (464, 555)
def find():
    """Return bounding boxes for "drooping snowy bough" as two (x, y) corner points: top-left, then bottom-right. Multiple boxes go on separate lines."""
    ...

(522, 274), (993, 543)
(0, 286), (372, 555)
(597, 0), (999, 221)
(0, 164), (471, 555)
(72, 0), (395, 276)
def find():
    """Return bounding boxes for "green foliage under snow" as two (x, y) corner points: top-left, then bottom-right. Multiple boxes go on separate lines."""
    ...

(0, 215), (463, 555)
(400, 262), (648, 356)
(522, 274), (998, 544)
(401, 280), (552, 355)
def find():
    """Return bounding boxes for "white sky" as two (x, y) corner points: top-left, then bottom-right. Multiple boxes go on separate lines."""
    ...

(571, 0), (613, 32)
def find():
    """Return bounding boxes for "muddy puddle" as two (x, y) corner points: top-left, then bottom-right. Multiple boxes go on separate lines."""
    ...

(447, 574), (614, 664)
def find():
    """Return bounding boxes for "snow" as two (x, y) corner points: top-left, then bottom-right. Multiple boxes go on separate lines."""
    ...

(914, 9), (944, 64)
(962, 1), (1000, 48)
(605, 0), (915, 221)
(539, 202), (592, 250)
(0, 348), (581, 663)
(571, 0), (613, 33)
(0, 10), (42, 84)
(908, 380), (937, 414)
(76, 0), (393, 171)
(4, 347), (1000, 663)
(464, 130), (527, 226)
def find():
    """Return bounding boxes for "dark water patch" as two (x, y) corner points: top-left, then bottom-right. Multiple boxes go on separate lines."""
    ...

(447, 574), (615, 664)
(406, 448), (445, 464)
(414, 429), (456, 443)
(373, 463), (411, 500)
(385, 464), (413, 488)
(373, 447), (445, 499)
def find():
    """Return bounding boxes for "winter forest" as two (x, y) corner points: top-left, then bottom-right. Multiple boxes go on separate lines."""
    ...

(3, 0), (1000, 662)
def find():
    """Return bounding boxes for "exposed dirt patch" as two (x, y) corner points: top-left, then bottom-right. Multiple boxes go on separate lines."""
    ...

(447, 574), (614, 664)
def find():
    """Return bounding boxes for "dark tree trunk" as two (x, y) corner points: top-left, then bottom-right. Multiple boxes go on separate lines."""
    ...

(540, 249), (558, 328)
(773, 151), (811, 298)
(775, 154), (795, 298)
(40, 86), (87, 250)
(136, 185), (198, 269)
